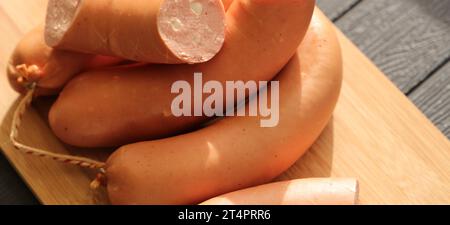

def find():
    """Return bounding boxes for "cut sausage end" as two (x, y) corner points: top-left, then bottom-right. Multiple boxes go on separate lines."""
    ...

(45, 0), (81, 47)
(328, 178), (359, 205)
(158, 0), (226, 64)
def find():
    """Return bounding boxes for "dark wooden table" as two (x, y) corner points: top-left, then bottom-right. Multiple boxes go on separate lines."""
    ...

(1, 0), (449, 204)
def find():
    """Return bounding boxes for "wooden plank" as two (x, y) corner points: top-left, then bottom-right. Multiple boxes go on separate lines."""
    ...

(316, 0), (361, 21)
(1, 1), (450, 205)
(335, 0), (450, 93)
(410, 62), (450, 138)
(0, 0), (47, 34)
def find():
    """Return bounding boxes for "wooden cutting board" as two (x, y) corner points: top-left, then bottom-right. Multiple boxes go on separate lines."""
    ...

(1, 0), (449, 205)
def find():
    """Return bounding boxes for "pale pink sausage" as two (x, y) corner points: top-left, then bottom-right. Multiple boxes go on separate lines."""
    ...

(45, 0), (226, 64)
(200, 178), (359, 205)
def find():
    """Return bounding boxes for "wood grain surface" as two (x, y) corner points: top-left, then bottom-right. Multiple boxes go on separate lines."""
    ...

(0, 0), (450, 205)
(410, 62), (450, 138)
(335, 0), (450, 94)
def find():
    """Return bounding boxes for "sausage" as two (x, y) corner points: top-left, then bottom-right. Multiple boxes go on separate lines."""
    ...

(222, 0), (233, 10)
(104, 8), (343, 205)
(45, 0), (226, 64)
(48, 0), (315, 148)
(200, 178), (359, 205)
(7, 26), (121, 96)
